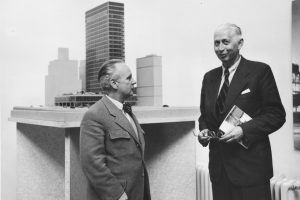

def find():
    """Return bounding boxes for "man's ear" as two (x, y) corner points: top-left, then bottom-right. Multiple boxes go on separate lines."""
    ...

(238, 38), (244, 50)
(110, 78), (118, 89)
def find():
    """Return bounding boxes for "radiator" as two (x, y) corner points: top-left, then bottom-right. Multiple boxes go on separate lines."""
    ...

(196, 165), (300, 200)
(196, 164), (213, 200)
(270, 176), (300, 200)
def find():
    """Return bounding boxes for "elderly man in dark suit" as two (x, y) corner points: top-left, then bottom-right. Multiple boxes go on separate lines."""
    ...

(80, 59), (151, 200)
(198, 23), (286, 200)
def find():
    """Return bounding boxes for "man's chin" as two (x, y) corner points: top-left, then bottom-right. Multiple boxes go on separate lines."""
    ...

(218, 56), (229, 62)
(124, 92), (133, 99)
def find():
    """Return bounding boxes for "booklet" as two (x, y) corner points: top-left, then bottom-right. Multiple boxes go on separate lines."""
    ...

(218, 105), (251, 149)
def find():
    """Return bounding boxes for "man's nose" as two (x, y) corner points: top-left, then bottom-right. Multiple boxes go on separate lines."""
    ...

(131, 78), (136, 85)
(218, 43), (225, 51)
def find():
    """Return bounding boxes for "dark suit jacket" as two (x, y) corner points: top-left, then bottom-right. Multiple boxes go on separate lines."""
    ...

(198, 57), (286, 187)
(80, 96), (151, 200)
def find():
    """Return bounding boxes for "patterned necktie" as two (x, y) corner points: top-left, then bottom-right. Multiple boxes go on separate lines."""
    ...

(216, 68), (230, 115)
(123, 102), (139, 139)
(123, 102), (133, 116)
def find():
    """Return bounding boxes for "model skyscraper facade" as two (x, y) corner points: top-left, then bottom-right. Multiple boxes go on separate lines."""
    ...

(45, 48), (82, 106)
(136, 55), (163, 106)
(85, 2), (125, 93)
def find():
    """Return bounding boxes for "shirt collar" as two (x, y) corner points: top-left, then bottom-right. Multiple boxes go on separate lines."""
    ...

(222, 55), (241, 74)
(106, 95), (123, 110)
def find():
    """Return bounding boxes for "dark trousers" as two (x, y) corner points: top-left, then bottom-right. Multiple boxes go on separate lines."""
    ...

(212, 167), (271, 200)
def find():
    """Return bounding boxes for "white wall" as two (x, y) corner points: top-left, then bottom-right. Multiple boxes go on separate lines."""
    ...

(1, 0), (300, 199)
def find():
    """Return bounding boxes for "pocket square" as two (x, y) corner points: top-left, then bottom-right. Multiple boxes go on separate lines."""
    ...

(241, 88), (251, 95)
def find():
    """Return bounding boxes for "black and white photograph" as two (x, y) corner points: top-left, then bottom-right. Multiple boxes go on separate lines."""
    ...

(1, 0), (300, 200)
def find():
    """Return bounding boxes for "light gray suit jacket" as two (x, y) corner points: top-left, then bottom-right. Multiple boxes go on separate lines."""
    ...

(80, 96), (151, 200)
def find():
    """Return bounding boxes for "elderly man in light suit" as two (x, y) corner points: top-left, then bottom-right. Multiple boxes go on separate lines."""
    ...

(80, 59), (151, 200)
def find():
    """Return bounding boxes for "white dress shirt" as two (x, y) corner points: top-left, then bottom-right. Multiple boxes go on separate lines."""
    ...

(218, 56), (241, 95)
(106, 95), (139, 139)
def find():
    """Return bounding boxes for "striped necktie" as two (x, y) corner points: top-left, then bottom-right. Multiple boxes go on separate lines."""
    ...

(216, 68), (230, 115)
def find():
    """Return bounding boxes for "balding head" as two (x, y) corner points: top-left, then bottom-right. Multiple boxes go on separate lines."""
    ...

(214, 23), (242, 39)
(98, 59), (124, 94)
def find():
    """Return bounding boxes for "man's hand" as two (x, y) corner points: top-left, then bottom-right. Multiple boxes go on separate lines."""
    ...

(198, 129), (211, 147)
(219, 126), (243, 143)
(119, 192), (128, 200)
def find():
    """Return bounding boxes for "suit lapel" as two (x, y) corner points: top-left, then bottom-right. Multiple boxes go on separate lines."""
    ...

(131, 114), (145, 153)
(207, 67), (223, 120)
(223, 57), (250, 114)
(102, 96), (140, 143)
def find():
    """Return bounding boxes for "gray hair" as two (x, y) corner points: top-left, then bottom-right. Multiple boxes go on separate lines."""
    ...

(97, 59), (124, 94)
(216, 23), (242, 37)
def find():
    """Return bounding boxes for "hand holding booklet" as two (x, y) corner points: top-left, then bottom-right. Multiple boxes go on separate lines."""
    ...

(217, 105), (251, 149)
(196, 105), (251, 148)
(195, 105), (251, 148)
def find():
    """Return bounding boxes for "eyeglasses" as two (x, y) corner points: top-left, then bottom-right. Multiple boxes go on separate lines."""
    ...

(192, 129), (224, 139)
